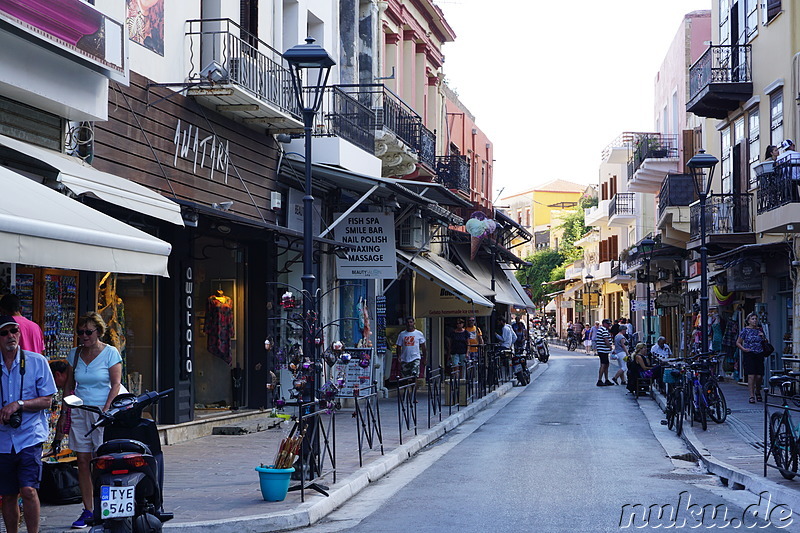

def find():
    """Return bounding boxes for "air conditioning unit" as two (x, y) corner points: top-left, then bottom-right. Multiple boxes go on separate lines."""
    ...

(397, 217), (428, 251)
(229, 56), (271, 98)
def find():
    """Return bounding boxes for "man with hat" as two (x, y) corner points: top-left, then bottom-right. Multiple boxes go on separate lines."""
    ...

(0, 316), (57, 533)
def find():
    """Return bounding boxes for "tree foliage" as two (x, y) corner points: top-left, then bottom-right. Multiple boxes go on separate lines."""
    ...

(516, 248), (565, 306)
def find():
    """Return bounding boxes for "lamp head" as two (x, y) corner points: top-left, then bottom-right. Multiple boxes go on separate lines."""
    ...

(639, 237), (655, 260)
(284, 38), (335, 113)
(687, 149), (719, 197)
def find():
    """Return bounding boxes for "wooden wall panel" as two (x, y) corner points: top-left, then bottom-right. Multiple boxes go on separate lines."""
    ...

(91, 72), (281, 223)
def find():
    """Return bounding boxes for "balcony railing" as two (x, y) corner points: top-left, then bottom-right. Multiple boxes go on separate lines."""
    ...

(610, 261), (631, 279)
(687, 44), (753, 118)
(627, 133), (679, 177)
(689, 44), (752, 103)
(435, 155), (470, 194)
(658, 174), (697, 220)
(186, 19), (296, 116)
(689, 194), (752, 240)
(609, 192), (635, 218)
(336, 84), (433, 163)
(306, 86), (375, 153)
(756, 158), (800, 214)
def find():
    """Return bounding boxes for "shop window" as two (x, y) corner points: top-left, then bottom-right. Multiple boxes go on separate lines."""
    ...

(97, 273), (156, 395)
(339, 280), (370, 348)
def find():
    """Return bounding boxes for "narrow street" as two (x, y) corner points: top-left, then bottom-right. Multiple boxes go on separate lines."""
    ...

(301, 347), (794, 532)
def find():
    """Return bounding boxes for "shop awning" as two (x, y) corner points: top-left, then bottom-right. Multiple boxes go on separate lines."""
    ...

(0, 133), (184, 226)
(1, 167), (172, 276)
(397, 251), (493, 315)
(453, 247), (536, 310)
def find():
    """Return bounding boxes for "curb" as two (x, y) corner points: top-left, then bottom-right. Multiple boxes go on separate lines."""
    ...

(164, 368), (528, 532)
(650, 389), (800, 513)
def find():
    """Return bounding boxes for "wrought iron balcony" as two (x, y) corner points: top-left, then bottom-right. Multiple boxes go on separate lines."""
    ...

(756, 158), (800, 214)
(297, 86), (375, 153)
(336, 84), (434, 164)
(687, 44), (753, 119)
(689, 194), (752, 241)
(435, 155), (470, 194)
(627, 133), (679, 177)
(609, 192), (635, 218)
(186, 19), (298, 121)
(658, 174), (697, 220)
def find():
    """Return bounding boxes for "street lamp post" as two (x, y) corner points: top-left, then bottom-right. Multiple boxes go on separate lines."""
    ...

(284, 38), (335, 482)
(584, 273), (594, 325)
(639, 237), (655, 346)
(687, 150), (719, 355)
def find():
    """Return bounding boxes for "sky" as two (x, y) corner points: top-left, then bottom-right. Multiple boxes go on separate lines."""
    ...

(436, 0), (710, 199)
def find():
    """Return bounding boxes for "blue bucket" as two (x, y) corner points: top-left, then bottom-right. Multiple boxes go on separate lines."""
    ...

(255, 466), (295, 501)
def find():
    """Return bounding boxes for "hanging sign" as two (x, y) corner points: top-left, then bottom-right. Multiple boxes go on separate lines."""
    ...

(655, 293), (682, 308)
(727, 260), (762, 291)
(334, 212), (397, 279)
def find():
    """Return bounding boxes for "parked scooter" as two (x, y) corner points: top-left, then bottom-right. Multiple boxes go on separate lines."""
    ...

(64, 390), (174, 533)
(533, 330), (550, 363)
(511, 353), (530, 386)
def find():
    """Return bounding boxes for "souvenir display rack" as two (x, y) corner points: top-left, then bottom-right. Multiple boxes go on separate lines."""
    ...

(15, 267), (78, 360)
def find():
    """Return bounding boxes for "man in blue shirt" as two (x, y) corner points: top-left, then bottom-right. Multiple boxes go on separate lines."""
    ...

(0, 316), (57, 533)
(495, 317), (515, 350)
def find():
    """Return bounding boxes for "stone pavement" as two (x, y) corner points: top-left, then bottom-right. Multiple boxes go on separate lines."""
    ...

(35, 364), (533, 533)
(31, 352), (800, 532)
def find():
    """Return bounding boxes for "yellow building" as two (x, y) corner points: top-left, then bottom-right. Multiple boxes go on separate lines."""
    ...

(500, 180), (588, 259)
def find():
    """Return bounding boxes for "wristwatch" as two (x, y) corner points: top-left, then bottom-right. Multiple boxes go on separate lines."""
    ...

(16, 400), (24, 408)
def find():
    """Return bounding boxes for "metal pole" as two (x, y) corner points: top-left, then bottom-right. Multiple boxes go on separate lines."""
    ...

(645, 258), (651, 346)
(301, 107), (318, 478)
(699, 192), (709, 355)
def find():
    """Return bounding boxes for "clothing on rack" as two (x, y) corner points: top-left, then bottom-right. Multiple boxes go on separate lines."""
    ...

(205, 291), (233, 365)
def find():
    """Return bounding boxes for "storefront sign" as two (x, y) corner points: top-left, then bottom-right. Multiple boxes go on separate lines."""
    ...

(180, 264), (194, 380)
(334, 213), (397, 279)
(414, 276), (492, 317)
(173, 119), (230, 182)
(655, 293), (682, 308)
(727, 260), (762, 291)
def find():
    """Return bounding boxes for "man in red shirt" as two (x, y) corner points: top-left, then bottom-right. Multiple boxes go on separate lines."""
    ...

(0, 294), (45, 354)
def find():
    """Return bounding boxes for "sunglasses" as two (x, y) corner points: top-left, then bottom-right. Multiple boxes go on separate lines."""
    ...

(76, 329), (96, 336)
(0, 327), (19, 336)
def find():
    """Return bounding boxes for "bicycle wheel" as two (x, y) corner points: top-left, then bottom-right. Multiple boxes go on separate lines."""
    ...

(666, 389), (677, 430)
(674, 388), (684, 437)
(769, 412), (798, 480)
(706, 382), (728, 424)
(696, 386), (708, 431)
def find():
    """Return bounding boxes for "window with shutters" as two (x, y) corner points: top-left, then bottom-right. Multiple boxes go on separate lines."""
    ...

(745, 0), (758, 36)
(748, 109), (760, 189)
(721, 127), (732, 194)
(764, 0), (781, 24)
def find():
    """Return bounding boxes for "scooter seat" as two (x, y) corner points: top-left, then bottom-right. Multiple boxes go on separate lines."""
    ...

(97, 439), (151, 456)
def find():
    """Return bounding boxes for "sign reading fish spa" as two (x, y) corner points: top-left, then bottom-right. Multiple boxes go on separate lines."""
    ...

(335, 213), (397, 279)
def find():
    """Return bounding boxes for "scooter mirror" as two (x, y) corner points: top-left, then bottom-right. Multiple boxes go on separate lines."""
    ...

(63, 395), (84, 407)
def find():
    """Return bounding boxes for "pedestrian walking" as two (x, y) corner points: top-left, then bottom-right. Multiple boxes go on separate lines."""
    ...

(60, 312), (124, 529)
(0, 294), (44, 355)
(395, 317), (427, 380)
(0, 315), (57, 533)
(495, 317), (515, 351)
(611, 328), (628, 385)
(465, 317), (483, 359)
(594, 319), (613, 386)
(736, 313), (767, 403)
(444, 319), (469, 378)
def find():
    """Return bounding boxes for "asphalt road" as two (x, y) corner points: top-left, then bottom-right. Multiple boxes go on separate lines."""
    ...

(301, 347), (795, 532)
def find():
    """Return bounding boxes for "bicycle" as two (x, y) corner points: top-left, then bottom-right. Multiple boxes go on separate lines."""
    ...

(767, 374), (800, 480)
(701, 356), (728, 423)
(686, 361), (711, 431)
(662, 360), (689, 436)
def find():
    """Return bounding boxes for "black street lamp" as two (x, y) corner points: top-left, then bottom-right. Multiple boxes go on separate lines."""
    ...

(687, 150), (719, 355)
(284, 38), (335, 482)
(639, 237), (655, 346)
(584, 273), (594, 324)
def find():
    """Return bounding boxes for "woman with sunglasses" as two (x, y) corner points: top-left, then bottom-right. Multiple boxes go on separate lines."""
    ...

(60, 312), (123, 529)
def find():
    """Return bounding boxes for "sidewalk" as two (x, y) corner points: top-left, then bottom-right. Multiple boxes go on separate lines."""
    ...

(36, 365), (534, 533)
(647, 373), (800, 512)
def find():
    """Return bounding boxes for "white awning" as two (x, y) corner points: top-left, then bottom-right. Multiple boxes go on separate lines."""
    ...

(397, 251), (493, 310)
(453, 247), (536, 310)
(0, 133), (184, 226)
(1, 167), (172, 276)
